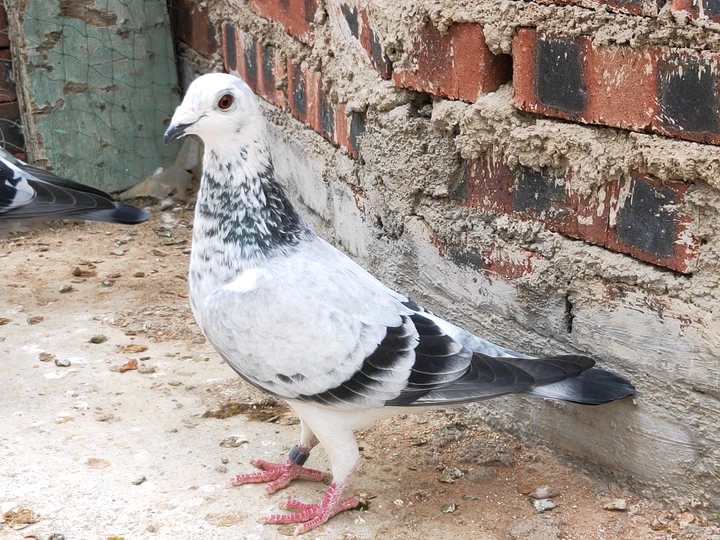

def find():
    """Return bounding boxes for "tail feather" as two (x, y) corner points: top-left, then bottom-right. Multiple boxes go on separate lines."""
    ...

(410, 353), (633, 407)
(75, 202), (151, 224)
(527, 367), (635, 405)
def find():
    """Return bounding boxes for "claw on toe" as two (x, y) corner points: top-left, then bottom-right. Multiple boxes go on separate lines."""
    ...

(229, 457), (328, 494)
(262, 482), (364, 535)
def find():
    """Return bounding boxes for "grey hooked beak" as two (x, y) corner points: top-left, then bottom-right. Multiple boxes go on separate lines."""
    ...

(163, 122), (193, 145)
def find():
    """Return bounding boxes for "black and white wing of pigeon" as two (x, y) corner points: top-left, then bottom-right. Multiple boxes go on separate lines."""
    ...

(0, 148), (150, 225)
(164, 73), (635, 536)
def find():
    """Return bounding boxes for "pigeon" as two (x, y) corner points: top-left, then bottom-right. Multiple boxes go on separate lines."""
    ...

(0, 147), (150, 226)
(164, 73), (634, 535)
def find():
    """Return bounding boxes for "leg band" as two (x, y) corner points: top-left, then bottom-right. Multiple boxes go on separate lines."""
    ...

(288, 444), (310, 466)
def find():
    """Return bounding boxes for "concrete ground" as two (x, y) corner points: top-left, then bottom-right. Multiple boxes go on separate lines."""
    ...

(1, 207), (717, 540)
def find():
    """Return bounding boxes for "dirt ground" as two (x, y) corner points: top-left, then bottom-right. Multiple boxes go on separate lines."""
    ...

(1, 204), (718, 540)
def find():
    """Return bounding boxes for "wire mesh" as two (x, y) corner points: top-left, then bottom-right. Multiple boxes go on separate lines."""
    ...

(4, 0), (180, 191)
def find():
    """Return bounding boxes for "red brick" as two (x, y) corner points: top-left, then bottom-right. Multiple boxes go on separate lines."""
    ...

(305, 69), (322, 134)
(514, 33), (589, 120)
(672, 0), (720, 24)
(248, 0), (317, 44)
(563, 176), (618, 246)
(222, 22), (237, 74)
(456, 153), (699, 273)
(222, 24), (360, 159)
(287, 60), (308, 124)
(513, 29), (720, 146)
(335, 103), (349, 152)
(330, 103), (364, 158)
(654, 51), (720, 145)
(319, 90), (337, 143)
(337, 5), (392, 80)
(606, 174), (699, 273)
(358, 11), (392, 80)
(512, 29), (537, 113)
(347, 111), (365, 158)
(450, 243), (544, 282)
(222, 24), (286, 108)
(258, 43), (286, 107)
(0, 0), (9, 48)
(0, 49), (16, 103)
(585, 44), (657, 131)
(393, 23), (511, 102)
(170, 0), (218, 57)
(453, 155), (513, 214)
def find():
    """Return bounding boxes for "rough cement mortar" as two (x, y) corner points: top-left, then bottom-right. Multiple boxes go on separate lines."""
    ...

(181, 0), (720, 516)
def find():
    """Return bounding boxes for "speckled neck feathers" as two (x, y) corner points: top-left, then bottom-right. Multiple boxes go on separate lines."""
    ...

(189, 135), (312, 318)
(195, 144), (310, 260)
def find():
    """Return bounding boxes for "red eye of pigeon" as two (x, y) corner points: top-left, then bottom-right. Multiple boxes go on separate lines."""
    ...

(218, 93), (234, 110)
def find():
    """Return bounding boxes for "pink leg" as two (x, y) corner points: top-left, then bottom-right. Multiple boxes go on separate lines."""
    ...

(230, 444), (329, 494)
(264, 480), (363, 535)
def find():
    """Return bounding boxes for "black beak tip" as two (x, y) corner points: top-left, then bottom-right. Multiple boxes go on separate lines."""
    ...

(163, 123), (189, 145)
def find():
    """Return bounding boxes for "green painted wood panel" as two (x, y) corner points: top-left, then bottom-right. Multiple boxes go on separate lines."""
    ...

(11, 0), (180, 191)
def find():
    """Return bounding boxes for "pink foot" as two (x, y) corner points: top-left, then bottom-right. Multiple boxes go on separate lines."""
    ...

(264, 481), (364, 535)
(230, 458), (329, 494)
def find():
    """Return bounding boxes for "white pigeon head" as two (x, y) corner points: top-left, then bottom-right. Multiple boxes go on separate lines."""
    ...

(164, 73), (263, 148)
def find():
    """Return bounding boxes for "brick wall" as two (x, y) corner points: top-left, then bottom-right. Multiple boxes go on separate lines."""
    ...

(172, 0), (720, 513)
(0, 0), (24, 156)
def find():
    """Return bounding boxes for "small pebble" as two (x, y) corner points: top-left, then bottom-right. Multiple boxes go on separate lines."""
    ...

(122, 344), (148, 354)
(55, 358), (71, 367)
(101, 280), (114, 287)
(38, 352), (55, 362)
(215, 465), (228, 474)
(0, 317), (11, 325)
(528, 486), (560, 499)
(110, 248), (125, 256)
(221, 457), (229, 464)
(532, 498), (556, 512)
(27, 315), (44, 325)
(678, 511), (695, 528)
(219, 436), (249, 448)
(134, 271), (145, 278)
(117, 359), (138, 372)
(603, 498), (628, 511)
(90, 334), (108, 344)
(2, 506), (39, 525)
(441, 503), (457, 514)
(72, 267), (96, 277)
(132, 476), (147, 485)
(58, 284), (73, 293)
(439, 468), (465, 484)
